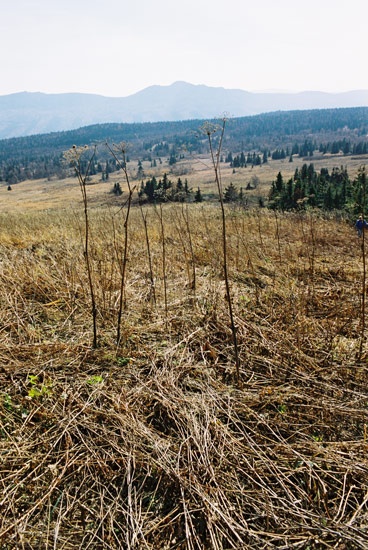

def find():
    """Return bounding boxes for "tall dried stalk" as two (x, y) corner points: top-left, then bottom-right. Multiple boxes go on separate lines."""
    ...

(307, 211), (316, 302)
(182, 204), (196, 296)
(358, 167), (367, 359)
(172, 207), (192, 292)
(105, 142), (134, 346)
(202, 118), (240, 384)
(231, 213), (261, 305)
(155, 203), (168, 326)
(138, 203), (156, 305)
(64, 145), (98, 348)
(172, 204), (196, 299)
(274, 209), (282, 263)
(256, 209), (265, 253)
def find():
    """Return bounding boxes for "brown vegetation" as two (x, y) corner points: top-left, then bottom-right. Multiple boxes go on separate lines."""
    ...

(0, 172), (368, 548)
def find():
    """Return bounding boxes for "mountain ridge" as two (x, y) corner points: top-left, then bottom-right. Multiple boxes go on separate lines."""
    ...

(1, 81), (368, 139)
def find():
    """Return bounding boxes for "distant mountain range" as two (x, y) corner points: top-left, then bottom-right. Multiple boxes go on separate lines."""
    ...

(1, 81), (368, 140)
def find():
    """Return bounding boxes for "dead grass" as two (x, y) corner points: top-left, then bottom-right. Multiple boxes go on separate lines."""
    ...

(0, 204), (367, 549)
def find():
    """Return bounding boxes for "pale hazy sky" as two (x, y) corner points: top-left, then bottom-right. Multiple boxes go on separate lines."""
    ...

(1, 0), (367, 97)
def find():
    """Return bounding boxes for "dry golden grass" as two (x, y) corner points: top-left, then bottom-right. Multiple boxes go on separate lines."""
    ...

(0, 196), (367, 548)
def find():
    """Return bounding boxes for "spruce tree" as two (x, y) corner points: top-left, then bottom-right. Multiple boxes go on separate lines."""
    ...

(194, 187), (203, 202)
(224, 182), (239, 202)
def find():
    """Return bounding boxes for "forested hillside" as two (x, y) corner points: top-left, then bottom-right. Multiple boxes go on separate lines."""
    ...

(0, 107), (367, 185)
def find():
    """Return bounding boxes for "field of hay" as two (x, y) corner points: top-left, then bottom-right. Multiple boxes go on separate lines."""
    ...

(0, 156), (368, 548)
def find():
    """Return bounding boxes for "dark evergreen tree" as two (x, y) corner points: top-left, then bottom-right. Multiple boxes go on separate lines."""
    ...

(194, 187), (203, 202)
(184, 179), (191, 197)
(139, 176), (157, 201)
(352, 166), (367, 216)
(111, 182), (123, 195)
(275, 172), (283, 192)
(342, 139), (350, 155)
(137, 160), (144, 178)
(168, 152), (177, 165)
(233, 155), (240, 168)
(331, 142), (340, 154)
(224, 182), (239, 202)
(323, 185), (334, 210)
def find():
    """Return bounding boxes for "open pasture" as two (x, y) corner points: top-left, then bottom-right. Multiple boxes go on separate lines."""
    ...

(0, 152), (366, 213)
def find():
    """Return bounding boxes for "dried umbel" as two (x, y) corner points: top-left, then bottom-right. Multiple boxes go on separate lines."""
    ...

(63, 144), (89, 167)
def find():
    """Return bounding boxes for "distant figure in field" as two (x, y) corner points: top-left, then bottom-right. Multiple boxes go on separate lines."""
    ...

(355, 215), (368, 237)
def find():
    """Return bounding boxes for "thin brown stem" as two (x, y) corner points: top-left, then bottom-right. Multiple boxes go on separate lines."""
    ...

(359, 168), (367, 359)
(105, 142), (134, 346)
(140, 204), (156, 305)
(66, 145), (98, 348)
(204, 118), (240, 384)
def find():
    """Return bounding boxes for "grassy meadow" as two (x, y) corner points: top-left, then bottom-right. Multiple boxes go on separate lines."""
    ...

(1, 151), (366, 213)
(0, 153), (368, 548)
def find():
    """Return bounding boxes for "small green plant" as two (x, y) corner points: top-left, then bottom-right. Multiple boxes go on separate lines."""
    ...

(27, 375), (52, 399)
(3, 393), (13, 411)
(278, 404), (287, 414)
(116, 357), (130, 367)
(3, 393), (28, 419)
(87, 375), (104, 385)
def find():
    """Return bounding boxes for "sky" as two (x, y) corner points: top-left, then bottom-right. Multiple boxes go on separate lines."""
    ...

(1, 0), (367, 97)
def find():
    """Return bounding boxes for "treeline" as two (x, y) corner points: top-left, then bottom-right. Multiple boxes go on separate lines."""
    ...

(268, 163), (366, 213)
(1, 154), (66, 184)
(318, 139), (368, 155)
(226, 138), (368, 168)
(0, 107), (367, 185)
(226, 151), (264, 167)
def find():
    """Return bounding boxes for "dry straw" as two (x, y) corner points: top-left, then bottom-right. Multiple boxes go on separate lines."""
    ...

(0, 200), (367, 548)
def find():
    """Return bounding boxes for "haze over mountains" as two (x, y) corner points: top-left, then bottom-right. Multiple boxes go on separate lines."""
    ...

(1, 81), (368, 140)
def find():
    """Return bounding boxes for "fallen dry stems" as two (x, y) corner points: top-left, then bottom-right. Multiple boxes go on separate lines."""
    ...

(0, 207), (367, 548)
